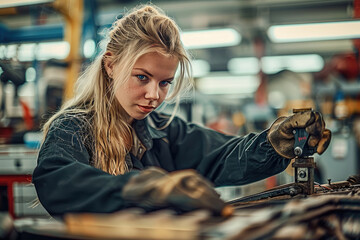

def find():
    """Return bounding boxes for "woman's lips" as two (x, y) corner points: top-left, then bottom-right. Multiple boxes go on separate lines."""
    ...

(138, 105), (155, 113)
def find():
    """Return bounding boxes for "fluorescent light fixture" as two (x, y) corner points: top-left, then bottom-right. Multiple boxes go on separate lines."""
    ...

(192, 59), (210, 78)
(18, 43), (36, 61)
(36, 41), (70, 60)
(196, 74), (259, 95)
(261, 54), (324, 74)
(0, 0), (53, 8)
(0, 46), (6, 59)
(268, 20), (360, 43)
(5, 45), (17, 59)
(181, 28), (241, 49)
(0, 42), (69, 62)
(228, 54), (324, 74)
(227, 57), (260, 75)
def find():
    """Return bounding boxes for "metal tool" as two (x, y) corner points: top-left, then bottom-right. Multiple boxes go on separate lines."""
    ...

(227, 108), (319, 204)
(292, 108), (316, 157)
(293, 128), (310, 157)
(292, 108), (316, 195)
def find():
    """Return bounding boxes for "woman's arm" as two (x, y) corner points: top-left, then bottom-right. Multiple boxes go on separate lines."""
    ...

(166, 116), (291, 186)
(32, 116), (138, 217)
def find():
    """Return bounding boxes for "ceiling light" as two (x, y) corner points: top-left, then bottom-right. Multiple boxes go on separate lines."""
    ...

(18, 43), (36, 61)
(261, 54), (324, 74)
(4, 45), (17, 59)
(36, 41), (69, 60)
(227, 57), (260, 75)
(268, 21), (360, 43)
(0, 42), (69, 62)
(181, 28), (241, 49)
(191, 59), (210, 78)
(196, 74), (259, 95)
(0, 0), (53, 8)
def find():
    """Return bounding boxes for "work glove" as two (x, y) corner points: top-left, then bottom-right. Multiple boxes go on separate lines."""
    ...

(268, 110), (331, 159)
(121, 167), (233, 217)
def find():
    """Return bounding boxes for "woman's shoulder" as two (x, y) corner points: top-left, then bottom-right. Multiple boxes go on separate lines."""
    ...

(41, 110), (94, 154)
(49, 110), (93, 133)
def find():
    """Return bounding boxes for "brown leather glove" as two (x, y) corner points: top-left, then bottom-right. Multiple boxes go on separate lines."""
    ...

(121, 167), (233, 216)
(268, 111), (331, 159)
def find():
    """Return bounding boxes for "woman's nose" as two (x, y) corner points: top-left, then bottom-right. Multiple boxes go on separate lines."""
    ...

(145, 83), (160, 100)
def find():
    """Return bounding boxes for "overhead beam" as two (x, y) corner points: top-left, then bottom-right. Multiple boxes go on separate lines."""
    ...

(0, 0), (53, 8)
(0, 24), (63, 43)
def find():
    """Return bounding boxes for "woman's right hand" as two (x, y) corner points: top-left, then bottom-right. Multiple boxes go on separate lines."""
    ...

(121, 167), (232, 217)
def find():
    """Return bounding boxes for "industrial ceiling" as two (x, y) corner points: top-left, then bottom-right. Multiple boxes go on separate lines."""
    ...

(95, 0), (356, 71)
(0, 0), (356, 72)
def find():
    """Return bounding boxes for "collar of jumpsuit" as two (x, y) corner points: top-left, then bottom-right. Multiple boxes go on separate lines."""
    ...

(130, 113), (168, 159)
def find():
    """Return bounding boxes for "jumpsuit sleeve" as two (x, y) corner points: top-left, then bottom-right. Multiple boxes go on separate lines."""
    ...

(32, 116), (139, 217)
(166, 116), (291, 187)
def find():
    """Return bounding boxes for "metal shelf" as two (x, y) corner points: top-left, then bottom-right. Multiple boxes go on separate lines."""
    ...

(0, 24), (64, 43)
(315, 79), (360, 97)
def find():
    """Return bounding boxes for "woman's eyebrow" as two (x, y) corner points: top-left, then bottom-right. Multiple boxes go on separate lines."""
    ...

(133, 68), (174, 81)
(164, 77), (174, 81)
(133, 68), (153, 77)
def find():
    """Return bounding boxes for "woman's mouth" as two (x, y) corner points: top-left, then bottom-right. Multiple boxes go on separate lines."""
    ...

(138, 105), (155, 113)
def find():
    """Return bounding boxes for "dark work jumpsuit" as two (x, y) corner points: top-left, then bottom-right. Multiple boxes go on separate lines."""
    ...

(32, 111), (290, 217)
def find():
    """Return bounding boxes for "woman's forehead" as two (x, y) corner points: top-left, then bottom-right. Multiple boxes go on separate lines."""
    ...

(132, 52), (179, 76)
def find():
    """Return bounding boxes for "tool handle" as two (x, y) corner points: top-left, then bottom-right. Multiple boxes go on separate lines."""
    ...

(293, 128), (309, 156)
(292, 108), (317, 157)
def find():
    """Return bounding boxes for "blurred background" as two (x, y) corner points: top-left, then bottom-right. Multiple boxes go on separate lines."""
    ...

(0, 0), (359, 217)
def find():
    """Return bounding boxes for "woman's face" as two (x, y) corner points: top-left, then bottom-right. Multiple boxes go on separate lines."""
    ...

(115, 52), (179, 123)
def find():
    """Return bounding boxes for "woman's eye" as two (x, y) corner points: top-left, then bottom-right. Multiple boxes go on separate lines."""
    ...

(136, 75), (148, 81)
(160, 81), (172, 87)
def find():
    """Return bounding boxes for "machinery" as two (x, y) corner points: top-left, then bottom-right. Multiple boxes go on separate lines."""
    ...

(6, 109), (360, 240)
(225, 108), (358, 204)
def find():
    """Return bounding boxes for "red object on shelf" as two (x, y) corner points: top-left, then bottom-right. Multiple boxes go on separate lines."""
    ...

(19, 99), (34, 130)
(332, 53), (359, 81)
(0, 127), (13, 144)
(266, 176), (277, 190)
(0, 175), (32, 218)
(353, 0), (360, 76)
(253, 37), (268, 106)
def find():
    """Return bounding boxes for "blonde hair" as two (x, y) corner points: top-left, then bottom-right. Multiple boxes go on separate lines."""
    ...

(42, 4), (193, 175)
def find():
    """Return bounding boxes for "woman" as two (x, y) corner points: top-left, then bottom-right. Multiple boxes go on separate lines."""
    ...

(33, 4), (331, 217)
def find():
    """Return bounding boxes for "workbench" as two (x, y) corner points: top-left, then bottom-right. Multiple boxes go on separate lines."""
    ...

(9, 192), (360, 240)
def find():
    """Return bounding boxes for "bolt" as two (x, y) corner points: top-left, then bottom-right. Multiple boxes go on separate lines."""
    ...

(299, 170), (307, 178)
(327, 179), (332, 185)
(294, 147), (302, 156)
(289, 187), (296, 196)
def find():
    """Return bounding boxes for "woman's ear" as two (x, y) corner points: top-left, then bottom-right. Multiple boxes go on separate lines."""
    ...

(103, 51), (114, 78)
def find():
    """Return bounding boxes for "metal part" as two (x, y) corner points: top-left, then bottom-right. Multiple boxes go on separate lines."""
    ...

(227, 184), (303, 204)
(227, 108), (319, 204)
(16, 188), (360, 240)
(224, 195), (360, 240)
(297, 168), (308, 180)
(292, 108), (317, 158)
(347, 175), (360, 185)
(292, 157), (316, 195)
(294, 146), (302, 157)
(293, 128), (309, 157)
(292, 108), (316, 195)
(292, 126), (316, 157)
